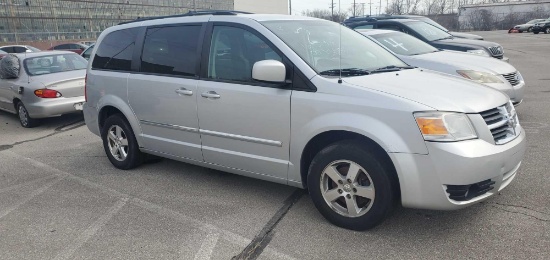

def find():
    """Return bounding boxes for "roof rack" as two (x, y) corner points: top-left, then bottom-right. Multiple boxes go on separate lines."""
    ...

(118, 10), (253, 25)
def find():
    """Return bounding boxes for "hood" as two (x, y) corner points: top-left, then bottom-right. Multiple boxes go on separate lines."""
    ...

(449, 31), (483, 40)
(342, 69), (509, 113)
(408, 50), (516, 75)
(433, 37), (499, 49)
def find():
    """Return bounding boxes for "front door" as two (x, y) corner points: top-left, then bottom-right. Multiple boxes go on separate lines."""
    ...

(128, 24), (204, 161)
(196, 24), (291, 179)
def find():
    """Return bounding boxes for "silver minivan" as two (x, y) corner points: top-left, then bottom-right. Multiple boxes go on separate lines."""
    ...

(83, 12), (526, 230)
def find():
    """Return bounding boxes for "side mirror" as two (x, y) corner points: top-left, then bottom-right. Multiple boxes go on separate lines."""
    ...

(252, 60), (286, 83)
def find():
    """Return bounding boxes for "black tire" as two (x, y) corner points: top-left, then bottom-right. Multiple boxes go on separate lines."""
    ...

(534, 31), (539, 34)
(307, 140), (397, 231)
(518, 30), (523, 33)
(16, 102), (39, 128)
(101, 114), (143, 170)
(527, 27), (532, 32)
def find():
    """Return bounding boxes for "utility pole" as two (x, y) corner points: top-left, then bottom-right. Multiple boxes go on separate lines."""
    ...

(193, 0), (196, 12)
(330, 0), (336, 21)
(379, 0), (382, 15)
(289, 0), (292, 15)
(368, 0), (373, 16)
(353, 0), (356, 17)
(361, 3), (366, 16)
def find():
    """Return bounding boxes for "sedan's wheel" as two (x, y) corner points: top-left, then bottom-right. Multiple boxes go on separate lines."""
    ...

(101, 114), (143, 169)
(308, 140), (396, 230)
(17, 102), (39, 128)
(545, 28), (550, 34)
(527, 27), (532, 32)
(534, 31), (539, 34)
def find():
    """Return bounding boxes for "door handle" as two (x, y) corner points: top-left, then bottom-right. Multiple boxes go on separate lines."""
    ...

(201, 91), (221, 99)
(175, 88), (193, 96)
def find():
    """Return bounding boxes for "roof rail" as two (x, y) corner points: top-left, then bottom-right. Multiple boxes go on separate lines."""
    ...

(118, 10), (253, 25)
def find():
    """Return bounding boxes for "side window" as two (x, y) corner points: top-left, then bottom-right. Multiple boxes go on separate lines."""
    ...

(208, 26), (281, 83)
(54, 44), (65, 50)
(378, 24), (403, 32)
(92, 28), (139, 72)
(140, 25), (201, 77)
(13, 46), (27, 53)
(354, 24), (374, 29)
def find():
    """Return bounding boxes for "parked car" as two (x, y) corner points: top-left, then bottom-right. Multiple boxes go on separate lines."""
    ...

(360, 30), (524, 105)
(0, 49), (7, 59)
(513, 19), (547, 32)
(48, 43), (88, 54)
(84, 12), (525, 230)
(81, 44), (94, 60)
(0, 45), (41, 53)
(344, 15), (484, 40)
(79, 41), (96, 46)
(345, 19), (507, 61)
(0, 51), (87, 127)
(532, 19), (550, 34)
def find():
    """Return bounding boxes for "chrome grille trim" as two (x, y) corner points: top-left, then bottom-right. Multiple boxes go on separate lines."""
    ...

(480, 103), (521, 145)
(488, 46), (503, 56)
(502, 71), (520, 86)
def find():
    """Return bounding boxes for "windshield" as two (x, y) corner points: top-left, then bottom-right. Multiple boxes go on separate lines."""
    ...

(24, 53), (87, 76)
(368, 32), (438, 56)
(261, 20), (407, 76)
(416, 17), (448, 32)
(407, 21), (453, 41)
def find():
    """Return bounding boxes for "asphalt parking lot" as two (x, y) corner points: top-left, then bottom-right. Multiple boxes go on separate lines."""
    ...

(1, 30), (549, 260)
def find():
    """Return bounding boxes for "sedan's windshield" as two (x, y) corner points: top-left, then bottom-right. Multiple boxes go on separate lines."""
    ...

(368, 32), (439, 56)
(261, 20), (407, 76)
(528, 19), (545, 24)
(416, 17), (448, 32)
(407, 21), (453, 41)
(24, 54), (87, 76)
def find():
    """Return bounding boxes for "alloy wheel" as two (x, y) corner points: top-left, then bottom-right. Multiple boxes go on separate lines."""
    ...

(320, 160), (375, 218)
(107, 125), (129, 161)
(18, 105), (28, 127)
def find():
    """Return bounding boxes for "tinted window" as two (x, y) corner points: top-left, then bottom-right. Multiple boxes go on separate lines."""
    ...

(13, 46), (27, 53)
(369, 32), (439, 56)
(378, 24), (404, 32)
(1, 47), (14, 53)
(54, 44), (68, 50)
(354, 24), (374, 29)
(140, 25), (201, 77)
(208, 26), (281, 82)
(24, 54), (88, 76)
(82, 45), (94, 59)
(92, 28), (139, 71)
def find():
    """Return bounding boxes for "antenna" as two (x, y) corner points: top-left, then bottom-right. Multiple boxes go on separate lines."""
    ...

(338, 0), (342, 84)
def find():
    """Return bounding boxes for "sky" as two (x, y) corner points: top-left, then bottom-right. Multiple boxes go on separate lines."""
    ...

(290, 0), (388, 16)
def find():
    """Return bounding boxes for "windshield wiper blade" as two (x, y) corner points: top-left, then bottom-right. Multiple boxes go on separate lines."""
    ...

(319, 68), (371, 76)
(371, 65), (415, 73)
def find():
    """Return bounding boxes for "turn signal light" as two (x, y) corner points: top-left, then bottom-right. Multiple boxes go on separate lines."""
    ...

(415, 118), (449, 135)
(34, 89), (62, 98)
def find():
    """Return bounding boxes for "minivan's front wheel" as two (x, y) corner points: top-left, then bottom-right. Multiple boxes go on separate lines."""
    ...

(101, 114), (143, 170)
(307, 141), (396, 230)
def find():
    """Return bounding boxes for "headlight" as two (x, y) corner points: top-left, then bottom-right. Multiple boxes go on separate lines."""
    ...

(457, 70), (503, 84)
(414, 112), (477, 142)
(466, 49), (490, 56)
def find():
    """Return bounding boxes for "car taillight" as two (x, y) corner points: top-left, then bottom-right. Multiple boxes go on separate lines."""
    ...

(84, 74), (87, 102)
(34, 89), (61, 98)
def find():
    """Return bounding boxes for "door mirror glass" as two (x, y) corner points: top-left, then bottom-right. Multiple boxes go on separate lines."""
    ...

(252, 60), (286, 83)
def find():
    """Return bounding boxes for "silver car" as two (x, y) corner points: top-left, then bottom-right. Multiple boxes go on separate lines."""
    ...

(514, 19), (547, 32)
(0, 51), (87, 127)
(360, 30), (525, 105)
(84, 13), (526, 230)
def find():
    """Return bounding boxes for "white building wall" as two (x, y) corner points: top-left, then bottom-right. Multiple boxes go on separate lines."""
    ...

(234, 0), (289, 14)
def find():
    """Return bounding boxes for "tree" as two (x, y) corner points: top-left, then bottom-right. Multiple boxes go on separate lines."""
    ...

(302, 9), (348, 22)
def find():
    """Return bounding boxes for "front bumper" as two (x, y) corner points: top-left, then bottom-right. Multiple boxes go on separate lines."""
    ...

(485, 81), (525, 105)
(390, 129), (526, 210)
(26, 96), (85, 118)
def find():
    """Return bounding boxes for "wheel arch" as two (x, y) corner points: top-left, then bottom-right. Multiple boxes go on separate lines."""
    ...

(97, 95), (143, 147)
(299, 130), (401, 200)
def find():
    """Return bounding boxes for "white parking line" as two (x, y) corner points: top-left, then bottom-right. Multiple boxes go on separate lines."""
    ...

(193, 232), (220, 260)
(4, 151), (297, 260)
(0, 175), (57, 194)
(52, 198), (128, 260)
(0, 177), (63, 220)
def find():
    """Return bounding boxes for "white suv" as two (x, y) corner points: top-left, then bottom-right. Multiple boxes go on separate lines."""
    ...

(83, 12), (526, 230)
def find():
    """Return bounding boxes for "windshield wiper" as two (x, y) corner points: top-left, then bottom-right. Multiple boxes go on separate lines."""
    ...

(370, 65), (415, 73)
(319, 68), (371, 77)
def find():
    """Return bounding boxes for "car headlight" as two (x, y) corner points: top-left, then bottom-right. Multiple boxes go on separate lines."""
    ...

(457, 70), (503, 84)
(414, 112), (477, 142)
(466, 49), (490, 56)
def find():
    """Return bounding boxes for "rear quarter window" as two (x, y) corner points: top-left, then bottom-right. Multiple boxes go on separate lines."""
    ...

(92, 28), (139, 72)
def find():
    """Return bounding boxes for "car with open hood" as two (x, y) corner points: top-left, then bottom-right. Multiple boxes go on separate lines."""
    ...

(83, 12), (525, 230)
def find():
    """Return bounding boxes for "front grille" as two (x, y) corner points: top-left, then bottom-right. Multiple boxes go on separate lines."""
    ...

(502, 71), (520, 86)
(488, 46), (503, 56)
(446, 179), (495, 201)
(480, 103), (520, 145)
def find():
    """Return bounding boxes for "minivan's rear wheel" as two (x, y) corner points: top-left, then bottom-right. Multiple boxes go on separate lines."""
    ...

(101, 114), (143, 169)
(307, 140), (396, 230)
(17, 102), (39, 128)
